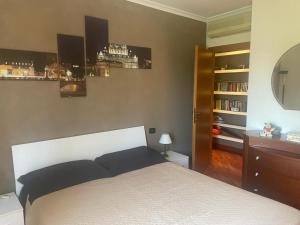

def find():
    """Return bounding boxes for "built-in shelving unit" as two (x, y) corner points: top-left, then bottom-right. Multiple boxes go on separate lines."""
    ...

(213, 123), (246, 130)
(214, 68), (250, 74)
(210, 42), (250, 153)
(215, 49), (250, 57)
(213, 109), (247, 116)
(214, 91), (248, 96)
(213, 135), (244, 143)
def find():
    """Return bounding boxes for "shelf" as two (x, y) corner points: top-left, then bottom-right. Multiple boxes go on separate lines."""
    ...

(213, 135), (244, 143)
(213, 123), (246, 130)
(215, 49), (250, 57)
(214, 91), (248, 96)
(213, 109), (247, 116)
(214, 69), (250, 74)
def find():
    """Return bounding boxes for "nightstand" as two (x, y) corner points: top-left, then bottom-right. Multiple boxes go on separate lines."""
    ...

(166, 150), (189, 168)
(0, 193), (24, 225)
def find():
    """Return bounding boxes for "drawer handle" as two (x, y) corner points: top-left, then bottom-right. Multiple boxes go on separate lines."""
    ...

(254, 188), (259, 192)
(255, 172), (259, 177)
(256, 156), (260, 160)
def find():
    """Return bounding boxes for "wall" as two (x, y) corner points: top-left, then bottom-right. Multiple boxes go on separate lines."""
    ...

(247, 0), (300, 131)
(207, 32), (251, 48)
(206, 7), (251, 47)
(0, 0), (206, 193)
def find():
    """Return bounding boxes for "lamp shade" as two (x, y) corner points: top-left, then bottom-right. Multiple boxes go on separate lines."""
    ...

(159, 133), (172, 145)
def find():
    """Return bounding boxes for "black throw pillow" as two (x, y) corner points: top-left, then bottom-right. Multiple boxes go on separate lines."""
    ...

(18, 160), (111, 207)
(94, 146), (166, 176)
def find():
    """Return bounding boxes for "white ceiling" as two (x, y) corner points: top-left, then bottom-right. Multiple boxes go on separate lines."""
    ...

(127, 0), (252, 21)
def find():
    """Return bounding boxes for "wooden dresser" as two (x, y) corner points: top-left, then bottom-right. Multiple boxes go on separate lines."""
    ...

(243, 131), (300, 209)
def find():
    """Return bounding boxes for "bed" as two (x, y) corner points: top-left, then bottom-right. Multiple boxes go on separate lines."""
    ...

(12, 126), (300, 225)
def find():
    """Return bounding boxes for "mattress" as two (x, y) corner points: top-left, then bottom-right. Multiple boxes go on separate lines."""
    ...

(26, 162), (300, 225)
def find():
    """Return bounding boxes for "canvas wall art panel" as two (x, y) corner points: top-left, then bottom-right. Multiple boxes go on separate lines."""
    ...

(0, 49), (58, 80)
(85, 15), (152, 76)
(85, 16), (109, 77)
(57, 34), (85, 80)
(60, 80), (86, 97)
(97, 43), (152, 70)
(57, 34), (86, 97)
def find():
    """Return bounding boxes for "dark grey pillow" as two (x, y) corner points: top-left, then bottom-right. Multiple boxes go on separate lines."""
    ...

(94, 146), (166, 176)
(18, 160), (111, 207)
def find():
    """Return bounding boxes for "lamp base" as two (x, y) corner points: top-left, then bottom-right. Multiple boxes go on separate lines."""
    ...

(161, 151), (168, 158)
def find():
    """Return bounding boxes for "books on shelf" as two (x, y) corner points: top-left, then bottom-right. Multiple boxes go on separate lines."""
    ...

(215, 99), (247, 112)
(216, 81), (248, 92)
(287, 132), (300, 143)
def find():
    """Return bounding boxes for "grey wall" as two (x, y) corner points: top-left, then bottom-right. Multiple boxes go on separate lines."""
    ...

(0, 0), (206, 193)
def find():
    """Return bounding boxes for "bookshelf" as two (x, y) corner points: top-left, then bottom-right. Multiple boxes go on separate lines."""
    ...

(213, 123), (246, 130)
(214, 68), (250, 74)
(215, 49), (250, 57)
(210, 42), (250, 154)
(213, 135), (244, 143)
(214, 91), (248, 96)
(213, 109), (247, 116)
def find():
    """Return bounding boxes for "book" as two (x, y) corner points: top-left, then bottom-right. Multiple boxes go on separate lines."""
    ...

(215, 81), (248, 92)
(287, 132), (300, 143)
(214, 99), (247, 112)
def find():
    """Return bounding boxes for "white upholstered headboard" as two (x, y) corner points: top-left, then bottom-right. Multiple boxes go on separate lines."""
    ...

(12, 126), (147, 195)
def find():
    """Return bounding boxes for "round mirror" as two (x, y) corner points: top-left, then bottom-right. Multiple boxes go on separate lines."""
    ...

(272, 44), (300, 110)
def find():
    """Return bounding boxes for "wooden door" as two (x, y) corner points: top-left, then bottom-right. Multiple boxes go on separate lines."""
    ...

(192, 46), (214, 172)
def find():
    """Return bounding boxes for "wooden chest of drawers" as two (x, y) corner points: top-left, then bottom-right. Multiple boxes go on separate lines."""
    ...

(243, 132), (300, 209)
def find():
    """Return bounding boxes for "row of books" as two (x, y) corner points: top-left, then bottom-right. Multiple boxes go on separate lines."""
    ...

(215, 99), (247, 112)
(215, 81), (248, 92)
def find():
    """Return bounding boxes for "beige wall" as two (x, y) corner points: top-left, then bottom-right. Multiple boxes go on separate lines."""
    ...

(207, 31), (251, 47)
(247, 0), (300, 131)
(0, 0), (206, 193)
(206, 7), (251, 47)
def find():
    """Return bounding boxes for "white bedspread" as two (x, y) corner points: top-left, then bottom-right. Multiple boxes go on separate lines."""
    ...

(26, 162), (300, 225)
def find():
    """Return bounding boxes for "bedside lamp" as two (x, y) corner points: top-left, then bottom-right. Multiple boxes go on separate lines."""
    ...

(159, 133), (172, 157)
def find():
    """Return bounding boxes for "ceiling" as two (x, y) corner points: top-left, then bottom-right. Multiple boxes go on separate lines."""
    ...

(126, 0), (252, 21)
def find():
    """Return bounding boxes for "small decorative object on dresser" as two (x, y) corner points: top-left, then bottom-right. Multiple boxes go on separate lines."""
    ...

(260, 122), (275, 137)
(165, 150), (189, 168)
(259, 122), (281, 137)
(159, 133), (172, 157)
(0, 192), (24, 225)
(243, 131), (300, 210)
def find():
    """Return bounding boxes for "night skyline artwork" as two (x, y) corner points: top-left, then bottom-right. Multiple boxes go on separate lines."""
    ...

(85, 16), (152, 77)
(0, 15), (152, 97)
(57, 34), (86, 97)
(0, 49), (58, 80)
(85, 16), (109, 77)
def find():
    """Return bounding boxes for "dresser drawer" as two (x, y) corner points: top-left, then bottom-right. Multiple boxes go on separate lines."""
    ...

(246, 147), (300, 209)
(246, 168), (300, 208)
(248, 147), (300, 180)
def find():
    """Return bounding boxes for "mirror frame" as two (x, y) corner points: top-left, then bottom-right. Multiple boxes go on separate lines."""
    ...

(271, 43), (300, 110)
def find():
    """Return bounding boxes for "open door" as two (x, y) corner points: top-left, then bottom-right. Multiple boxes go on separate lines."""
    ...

(192, 46), (214, 172)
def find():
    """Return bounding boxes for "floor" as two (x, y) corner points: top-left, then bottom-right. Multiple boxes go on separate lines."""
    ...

(203, 149), (243, 187)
